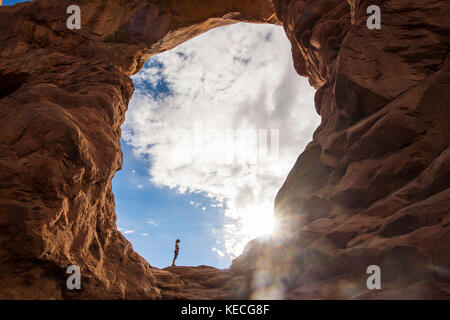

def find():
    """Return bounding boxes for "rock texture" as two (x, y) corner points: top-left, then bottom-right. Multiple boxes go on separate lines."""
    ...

(0, 0), (448, 299)
(252, 0), (450, 299)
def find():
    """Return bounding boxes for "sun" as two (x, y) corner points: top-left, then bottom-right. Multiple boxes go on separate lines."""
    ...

(241, 202), (276, 240)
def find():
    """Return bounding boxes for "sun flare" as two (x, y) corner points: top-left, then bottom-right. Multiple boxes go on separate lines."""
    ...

(240, 203), (276, 240)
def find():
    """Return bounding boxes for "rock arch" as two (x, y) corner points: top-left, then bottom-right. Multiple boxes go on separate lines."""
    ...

(0, 0), (448, 299)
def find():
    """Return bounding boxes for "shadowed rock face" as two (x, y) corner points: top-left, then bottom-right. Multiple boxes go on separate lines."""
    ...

(239, 0), (450, 299)
(0, 0), (448, 299)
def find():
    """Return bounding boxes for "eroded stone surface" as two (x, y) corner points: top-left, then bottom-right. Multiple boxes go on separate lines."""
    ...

(233, 0), (450, 299)
(0, 0), (449, 299)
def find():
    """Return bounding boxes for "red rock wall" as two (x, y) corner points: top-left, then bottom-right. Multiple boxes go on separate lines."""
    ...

(0, 0), (279, 300)
(0, 0), (448, 299)
(232, 0), (450, 299)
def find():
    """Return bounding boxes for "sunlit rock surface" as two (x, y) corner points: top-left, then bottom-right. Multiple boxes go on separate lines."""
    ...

(0, 0), (448, 299)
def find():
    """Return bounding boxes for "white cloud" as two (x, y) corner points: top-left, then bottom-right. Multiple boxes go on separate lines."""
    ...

(147, 219), (159, 226)
(189, 200), (201, 208)
(124, 23), (319, 258)
(141, 233), (150, 236)
(212, 247), (225, 258)
(123, 230), (135, 234)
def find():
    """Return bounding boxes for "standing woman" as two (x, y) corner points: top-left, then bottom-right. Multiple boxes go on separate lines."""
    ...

(172, 239), (180, 267)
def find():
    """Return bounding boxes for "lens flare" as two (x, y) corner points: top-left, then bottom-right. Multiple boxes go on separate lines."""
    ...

(241, 202), (275, 240)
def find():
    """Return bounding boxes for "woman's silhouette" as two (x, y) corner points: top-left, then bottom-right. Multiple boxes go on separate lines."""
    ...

(172, 239), (181, 267)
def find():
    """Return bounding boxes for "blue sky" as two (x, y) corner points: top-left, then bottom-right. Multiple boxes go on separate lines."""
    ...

(113, 138), (232, 268)
(112, 59), (235, 268)
(2, 0), (30, 5)
(5, 1), (319, 269)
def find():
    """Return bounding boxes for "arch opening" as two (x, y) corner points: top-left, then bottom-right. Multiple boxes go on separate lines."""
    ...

(112, 22), (319, 269)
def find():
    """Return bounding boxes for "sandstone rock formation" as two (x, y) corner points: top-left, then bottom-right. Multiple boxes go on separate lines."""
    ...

(231, 0), (450, 299)
(0, 0), (448, 299)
